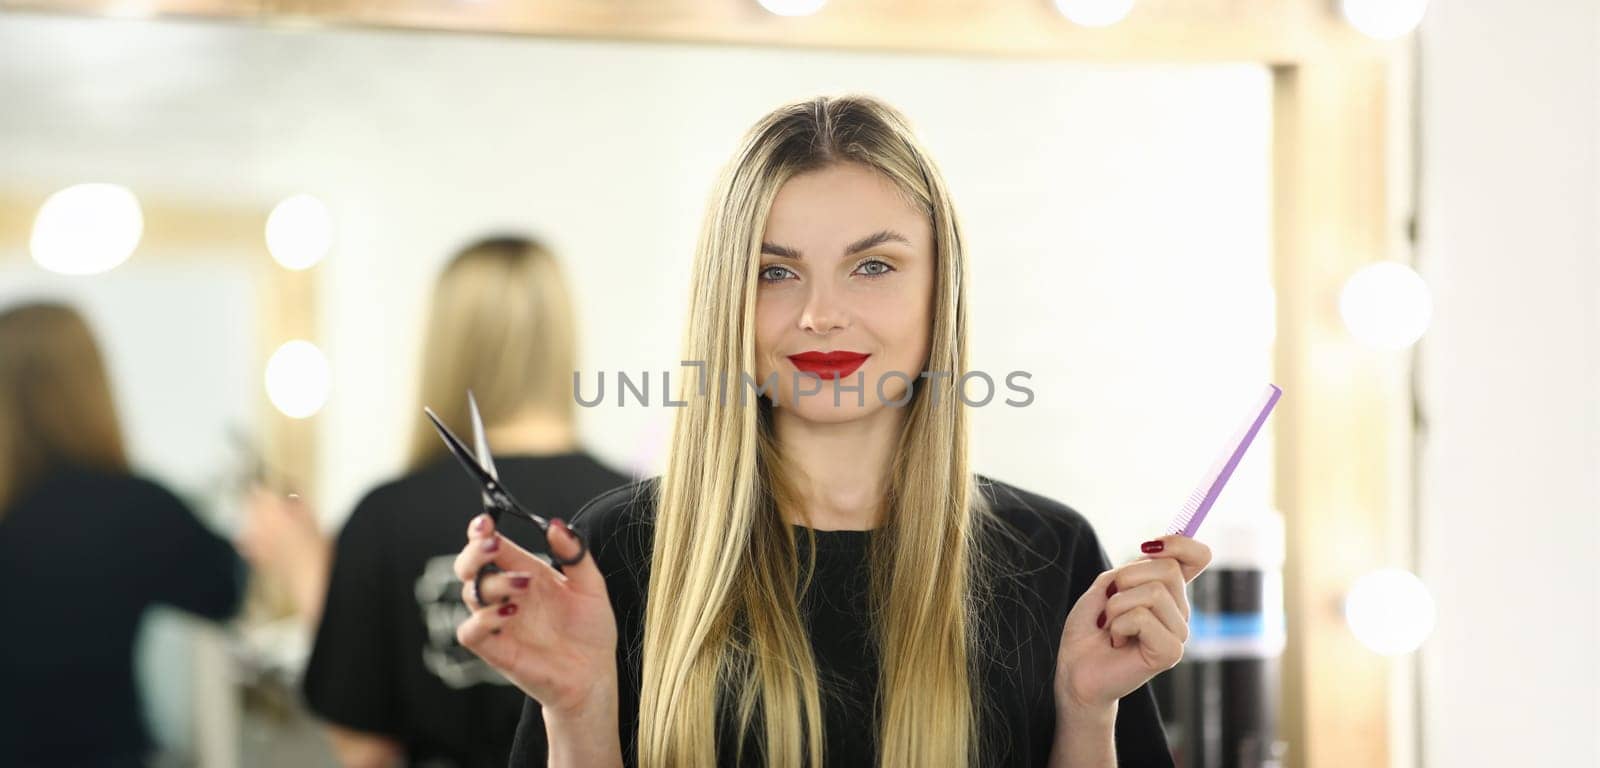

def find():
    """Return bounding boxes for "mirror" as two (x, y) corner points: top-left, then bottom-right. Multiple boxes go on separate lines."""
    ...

(1, 11), (1275, 767)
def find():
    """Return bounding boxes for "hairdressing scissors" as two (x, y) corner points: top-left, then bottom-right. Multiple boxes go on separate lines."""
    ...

(423, 393), (589, 578)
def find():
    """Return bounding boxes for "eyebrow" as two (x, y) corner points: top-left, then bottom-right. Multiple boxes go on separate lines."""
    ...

(760, 229), (911, 260)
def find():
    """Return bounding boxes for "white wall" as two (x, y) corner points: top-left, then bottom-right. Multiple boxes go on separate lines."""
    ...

(0, 14), (1275, 564)
(1418, 1), (1600, 766)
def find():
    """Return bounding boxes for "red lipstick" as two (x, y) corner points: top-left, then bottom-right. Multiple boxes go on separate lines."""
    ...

(787, 350), (870, 380)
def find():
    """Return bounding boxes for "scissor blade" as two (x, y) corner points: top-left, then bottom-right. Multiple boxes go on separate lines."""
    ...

(423, 406), (498, 491)
(425, 404), (545, 527)
(467, 390), (497, 481)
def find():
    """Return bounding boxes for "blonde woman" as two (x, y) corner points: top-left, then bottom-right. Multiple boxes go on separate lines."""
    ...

(451, 97), (1210, 768)
(288, 236), (628, 768)
(0, 303), (245, 767)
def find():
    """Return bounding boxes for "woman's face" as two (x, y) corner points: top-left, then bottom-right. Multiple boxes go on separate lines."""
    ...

(753, 162), (935, 424)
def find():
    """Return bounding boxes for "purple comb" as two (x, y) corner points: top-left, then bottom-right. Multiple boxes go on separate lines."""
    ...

(1164, 383), (1283, 539)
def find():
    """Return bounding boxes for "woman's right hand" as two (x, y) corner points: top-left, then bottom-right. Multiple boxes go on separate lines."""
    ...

(236, 485), (331, 626)
(452, 513), (619, 721)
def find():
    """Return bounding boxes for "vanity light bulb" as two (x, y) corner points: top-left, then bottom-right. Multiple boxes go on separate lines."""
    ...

(1345, 568), (1436, 656)
(1339, 261), (1433, 350)
(1341, 0), (1428, 40)
(757, 0), (827, 17)
(265, 340), (331, 419)
(1054, 0), (1135, 28)
(31, 183), (144, 275)
(266, 194), (334, 270)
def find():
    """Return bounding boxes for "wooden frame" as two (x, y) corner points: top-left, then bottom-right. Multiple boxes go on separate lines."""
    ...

(0, 3), (1409, 767)
(0, 195), (320, 494)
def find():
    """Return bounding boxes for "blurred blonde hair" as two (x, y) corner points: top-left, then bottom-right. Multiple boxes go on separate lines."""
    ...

(406, 235), (578, 469)
(639, 95), (998, 768)
(0, 303), (129, 516)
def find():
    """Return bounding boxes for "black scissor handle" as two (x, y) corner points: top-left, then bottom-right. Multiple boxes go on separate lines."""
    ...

(546, 523), (589, 569)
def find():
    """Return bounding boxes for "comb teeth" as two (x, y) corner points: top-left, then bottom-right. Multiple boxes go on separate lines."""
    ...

(1161, 384), (1282, 540)
(1167, 507), (1197, 536)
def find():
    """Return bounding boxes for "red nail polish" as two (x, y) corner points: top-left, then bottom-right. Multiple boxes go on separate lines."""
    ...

(1096, 611), (1106, 629)
(498, 603), (518, 617)
(510, 576), (530, 589)
(482, 536), (499, 553)
(1106, 583), (1118, 598)
(1140, 540), (1165, 554)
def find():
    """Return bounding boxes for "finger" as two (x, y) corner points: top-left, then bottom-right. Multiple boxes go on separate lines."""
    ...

(246, 487), (285, 522)
(1105, 581), (1188, 640)
(453, 529), (501, 582)
(1108, 558), (1186, 619)
(467, 513), (496, 541)
(282, 493), (318, 526)
(456, 600), (523, 649)
(453, 526), (548, 583)
(461, 570), (536, 608)
(546, 519), (608, 599)
(1075, 568), (1122, 633)
(1138, 535), (1213, 583)
(1108, 607), (1185, 668)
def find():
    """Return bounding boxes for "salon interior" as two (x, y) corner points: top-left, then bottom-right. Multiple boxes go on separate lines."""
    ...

(0, 1), (1593, 767)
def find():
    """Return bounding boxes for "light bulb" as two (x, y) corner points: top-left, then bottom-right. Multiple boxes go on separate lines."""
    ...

(1340, 261), (1433, 350)
(756, 0), (826, 17)
(1054, 0), (1135, 28)
(264, 340), (331, 419)
(1345, 568), (1436, 655)
(265, 194), (334, 270)
(1341, 0), (1428, 40)
(30, 183), (144, 275)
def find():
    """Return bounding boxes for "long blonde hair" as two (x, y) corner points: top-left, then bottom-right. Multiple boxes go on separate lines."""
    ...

(640, 95), (997, 768)
(406, 235), (578, 469)
(0, 303), (129, 516)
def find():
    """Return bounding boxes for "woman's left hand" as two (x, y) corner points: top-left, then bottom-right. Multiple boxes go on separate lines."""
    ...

(1054, 535), (1213, 713)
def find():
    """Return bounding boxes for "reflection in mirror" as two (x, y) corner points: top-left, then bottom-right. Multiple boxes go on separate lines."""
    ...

(1, 11), (1272, 767)
(0, 291), (255, 766)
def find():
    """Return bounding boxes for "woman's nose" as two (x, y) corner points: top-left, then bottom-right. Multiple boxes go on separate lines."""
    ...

(798, 283), (850, 335)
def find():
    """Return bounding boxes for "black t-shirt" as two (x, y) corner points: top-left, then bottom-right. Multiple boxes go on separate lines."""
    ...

(508, 475), (1174, 767)
(302, 451), (629, 768)
(0, 466), (245, 767)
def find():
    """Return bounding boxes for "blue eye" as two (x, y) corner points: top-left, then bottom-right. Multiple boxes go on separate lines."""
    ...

(855, 259), (894, 278)
(759, 265), (795, 282)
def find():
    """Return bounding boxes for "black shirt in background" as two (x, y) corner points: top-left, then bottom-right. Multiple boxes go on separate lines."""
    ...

(0, 466), (245, 768)
(302, 451), (629, 768)
(509, 475), (1174, 767)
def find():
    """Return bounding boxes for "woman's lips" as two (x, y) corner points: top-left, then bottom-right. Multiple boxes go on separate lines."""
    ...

(786, 351), (870, 380)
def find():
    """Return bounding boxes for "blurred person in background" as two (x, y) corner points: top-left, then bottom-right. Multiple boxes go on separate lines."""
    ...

(245, 235), (628, 768)
(0, 302), (246, 768)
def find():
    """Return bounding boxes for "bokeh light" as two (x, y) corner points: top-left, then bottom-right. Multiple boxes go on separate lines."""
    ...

(1341, 0), (1428, 41)
(756, 0), (827, 17)
(1054, 0), (1135, 28)
(30, 183), (144, 275)
(265, 193), (334, 270)
(1345, 568), (1436, 655)
(264, 340), (331, 419)
(1340, 261), (1433, 350)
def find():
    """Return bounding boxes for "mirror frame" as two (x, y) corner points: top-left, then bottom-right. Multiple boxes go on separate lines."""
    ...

(0, 3), (1411, 766)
